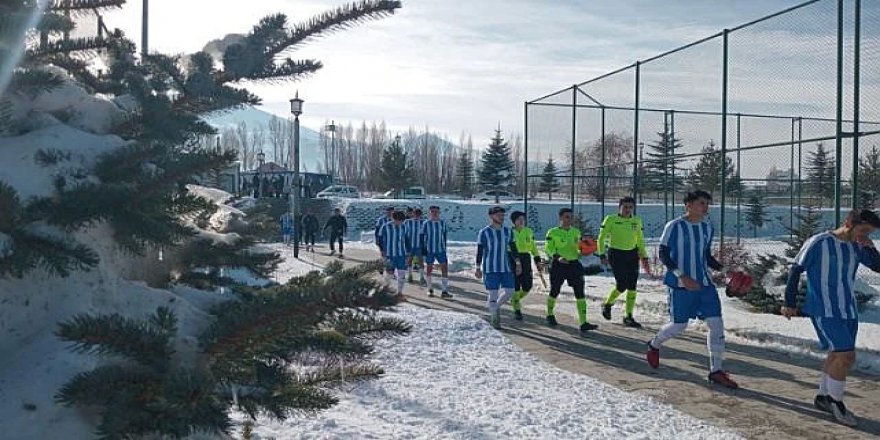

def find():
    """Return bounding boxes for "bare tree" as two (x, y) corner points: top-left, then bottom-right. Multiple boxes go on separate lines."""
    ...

(267, 116), (286, 166)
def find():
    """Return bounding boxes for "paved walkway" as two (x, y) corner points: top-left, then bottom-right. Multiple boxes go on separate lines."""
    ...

(301, 245), (880, 439)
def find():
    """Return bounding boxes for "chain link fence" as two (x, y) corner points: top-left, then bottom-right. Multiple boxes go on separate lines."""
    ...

(525, 0), (880, 256)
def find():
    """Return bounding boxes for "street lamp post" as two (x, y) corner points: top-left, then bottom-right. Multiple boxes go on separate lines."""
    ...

(325, 120), (337, 181)
(256, 151), (265, 198)
(289, 92), (304, 258)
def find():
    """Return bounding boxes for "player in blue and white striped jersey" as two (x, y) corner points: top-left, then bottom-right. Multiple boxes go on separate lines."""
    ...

(420, 205), (452, 298)
(375, 206), (395, 276)
(378, 211), (409, 294)
(475, 206), (521, 329)
(279, 211), (294, 246)
(782, 209), (880, 426)
(647, 190), (739, 389)
(403, 208), (427, 286)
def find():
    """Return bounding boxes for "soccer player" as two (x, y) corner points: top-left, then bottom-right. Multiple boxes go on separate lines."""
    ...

(279, 211), (294, 246)
(475, 206), (521, 329)
(404, 208), (427, 286)
(597, 196), (649, 328)
(301, 211), (320, 252)
(647, 190), (738, 389)
(375, 206), (395, 277)
(782, 209), (880, 426)
(545, 208), (597, 335)
(510, 211), (543, 321)
(420, 205), (452, 298)
(378, 211), (409, 295)
(322, 208), (347, 258)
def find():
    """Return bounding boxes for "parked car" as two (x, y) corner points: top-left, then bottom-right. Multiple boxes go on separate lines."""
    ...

(375, 186), (427, 199)
(475, 190), (518, 201)
(316, 185), (360, 199)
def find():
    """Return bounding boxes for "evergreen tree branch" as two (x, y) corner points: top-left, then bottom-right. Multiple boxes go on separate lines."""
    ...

(55, 307), (176, 367)
(268, 1), (401, 59)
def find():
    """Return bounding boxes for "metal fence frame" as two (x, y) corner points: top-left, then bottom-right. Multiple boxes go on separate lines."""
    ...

(524, 0), (878, 251)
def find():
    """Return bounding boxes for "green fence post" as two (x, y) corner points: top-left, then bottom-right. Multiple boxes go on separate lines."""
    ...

(524, 101), (529, 215)
(571, 85), (577, 213)
(852, 0), (861, 208)
(736, 113), (742, 244)
(720, 29), (729, 252)
(834, 0), (844, 224)
(633, 62), (641, 201)
(601, 106), (606, 220)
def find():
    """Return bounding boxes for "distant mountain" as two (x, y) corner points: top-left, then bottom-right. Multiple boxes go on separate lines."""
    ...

(204, 106), (324, 172)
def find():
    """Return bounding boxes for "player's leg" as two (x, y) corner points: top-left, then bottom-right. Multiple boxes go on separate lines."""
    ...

(813, 317), (859, 425)
(603, 249), (624, 320)
(546, 262), (564, 326)
(647, 287), (694, 368)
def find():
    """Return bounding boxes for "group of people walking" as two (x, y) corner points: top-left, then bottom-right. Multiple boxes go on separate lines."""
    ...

(278, 208), (348, 256)
(370, 189), (880, 427)
(283, 189), (878, 427)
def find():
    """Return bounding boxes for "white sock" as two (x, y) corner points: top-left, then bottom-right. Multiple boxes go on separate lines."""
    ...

(487, 289), (499, 313)
(395, 269), (405, 293)
(419, 267), (425, 281)
(651, 322), (687, 348)
(426, 274), (433, 289)
(706, 316), (725, 372)
(819, 372), (828, 395)
(827, 377), (846, 401)
(498, 287), (514, 306)
(442, 277), (449, 291)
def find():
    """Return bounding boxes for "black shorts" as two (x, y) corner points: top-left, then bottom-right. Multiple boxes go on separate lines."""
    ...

(608, 248), (640, 291)
(549, 260), (584, 299)
(513, 254), (534, 292)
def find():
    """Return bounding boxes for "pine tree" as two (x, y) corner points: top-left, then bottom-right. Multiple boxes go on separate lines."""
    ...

(478, 127), (515, 203)
(455, 150), (475, 198)
(784, 205), (824, 258)
(538, 157), (560, 200)
(745, 194), (769, 238)
(857, 145), (880, 209)
(642, 131), (685, 196)
(379, 139), (413, 190)
(688, 141), (738, 196)
(57, 262), (410, 439)
(806, 142), (835, 207)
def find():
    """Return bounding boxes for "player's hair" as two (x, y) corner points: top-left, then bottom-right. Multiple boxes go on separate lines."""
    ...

(558, 207), (573, 217)
(392, 211), (406, 221)
(846, 209), (880, 228)
(619, 196), (636, 206)
(510, 211), (526, 223)
(684, 190), (712, 204)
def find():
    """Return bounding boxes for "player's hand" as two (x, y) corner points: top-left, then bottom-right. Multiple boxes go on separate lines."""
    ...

(558, 257), (568, 264)
(856, 235), (875, 248)
(600, 256), (608, 267)
(515, 261), (522, 276)
(679, 276), (701, 291)
(475, 268), (483, 279)
(537, 262), (544, 273)
(780, 306), (798, 320)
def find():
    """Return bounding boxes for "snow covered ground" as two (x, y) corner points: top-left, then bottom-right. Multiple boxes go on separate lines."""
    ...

(238, 250), (739, 440)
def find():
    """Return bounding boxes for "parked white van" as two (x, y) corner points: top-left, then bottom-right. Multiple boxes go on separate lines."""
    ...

(316, 185), (360, 199)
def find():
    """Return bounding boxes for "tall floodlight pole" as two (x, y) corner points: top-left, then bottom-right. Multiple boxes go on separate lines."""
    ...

(141, 0), (149, 59)
(290, 92), (304, 259)
(325, 120), (337, 182)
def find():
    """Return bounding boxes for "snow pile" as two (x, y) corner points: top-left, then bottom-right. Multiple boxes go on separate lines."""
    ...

(0, 127), (244, 436)
(187, 184), (248, 233)
(0, 124), (125, 199)
(238, 306), (739, 440)
(5, 66), (126, 135)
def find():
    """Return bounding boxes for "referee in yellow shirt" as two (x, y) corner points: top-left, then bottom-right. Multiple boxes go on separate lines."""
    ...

(596, 197), (648, 328)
